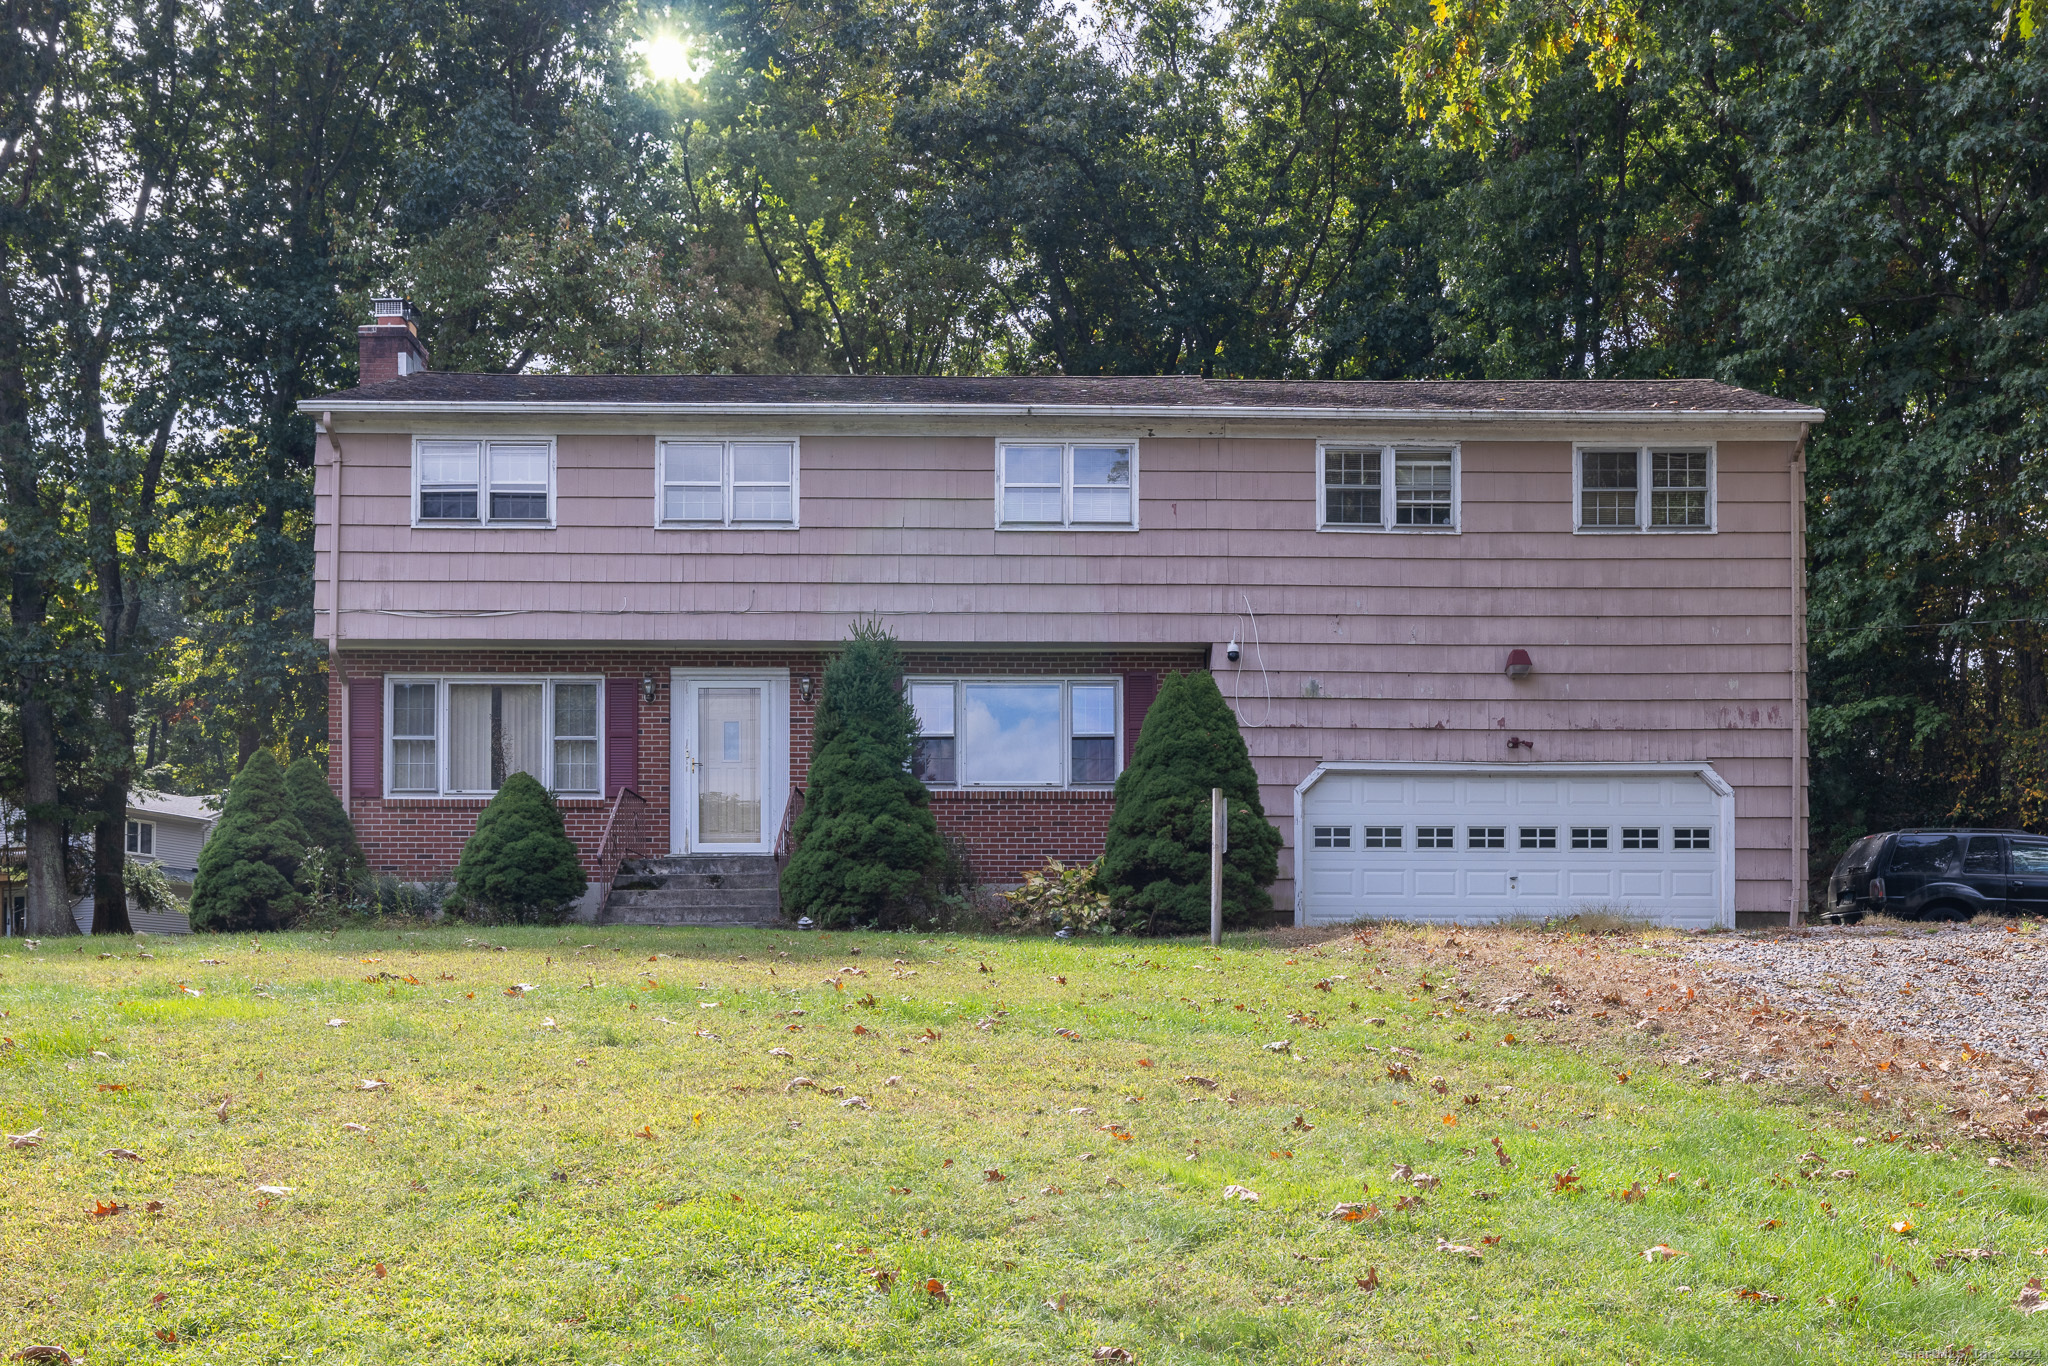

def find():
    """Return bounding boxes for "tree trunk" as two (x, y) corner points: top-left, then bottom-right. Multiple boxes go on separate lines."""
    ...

(19, 693), (72, 937)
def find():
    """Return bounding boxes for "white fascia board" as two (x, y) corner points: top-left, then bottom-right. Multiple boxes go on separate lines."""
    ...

(300, 399), (1826, 425)
(1289, 760), (1738, 930)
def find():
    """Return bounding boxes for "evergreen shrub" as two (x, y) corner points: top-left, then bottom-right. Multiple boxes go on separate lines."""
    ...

(1098, 670), (1281, 935)
(284, 755), (364, 902)
(451, 771), (587, 923)
(190, 749), (307, 932)
(779, 621), (944, 927)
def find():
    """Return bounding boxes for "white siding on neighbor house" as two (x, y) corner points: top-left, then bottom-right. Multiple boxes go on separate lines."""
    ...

(133, 816), (210, 876)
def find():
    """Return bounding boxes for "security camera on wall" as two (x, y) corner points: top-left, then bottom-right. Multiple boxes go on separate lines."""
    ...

(1213, 639), (1241, 668)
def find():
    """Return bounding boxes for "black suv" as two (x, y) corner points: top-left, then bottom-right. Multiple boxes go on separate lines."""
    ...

(1826, 829), (2048, 921)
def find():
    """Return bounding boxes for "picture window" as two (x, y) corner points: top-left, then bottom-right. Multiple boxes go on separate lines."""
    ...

(906, 678), (1120, 788)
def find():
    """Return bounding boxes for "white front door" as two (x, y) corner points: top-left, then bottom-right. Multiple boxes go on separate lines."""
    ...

(672, 672), (789, 854)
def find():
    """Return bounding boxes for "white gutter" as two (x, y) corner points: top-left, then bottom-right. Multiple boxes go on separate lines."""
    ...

(298, 399), (1826, 424)
(1289, 761), (1738, 931)
(320, 411), (349, 814)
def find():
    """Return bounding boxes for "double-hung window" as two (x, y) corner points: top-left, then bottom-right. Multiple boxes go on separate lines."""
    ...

(1319, 445), (1458, 531)
(997, 442), (1136, 530)
(125, 820), (154, 856)
(908, 678), (1121, 788)
(415, 438), (553, 525)
(1576, 446), (1713, 532)
(385, 676), (603, 797)
(658, 439), (798, 527)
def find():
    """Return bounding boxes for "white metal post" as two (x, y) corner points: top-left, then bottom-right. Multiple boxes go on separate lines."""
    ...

(1211, 787), (1225, 947)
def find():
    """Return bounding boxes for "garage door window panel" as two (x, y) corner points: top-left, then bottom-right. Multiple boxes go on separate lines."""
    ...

(1363, 826), (1402, 848)
(1572, 827), (1609, 850)
(1468, 826), (1505, 849)
(1520, 827), (1557, 849)
(1313, 826), (1351, 849)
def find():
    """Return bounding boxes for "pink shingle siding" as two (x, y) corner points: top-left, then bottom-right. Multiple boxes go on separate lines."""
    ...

(314, 416), (1809, 916)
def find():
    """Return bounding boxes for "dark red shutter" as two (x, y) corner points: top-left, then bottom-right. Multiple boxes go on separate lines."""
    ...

(605, 677), (640, 796)
(1122, 672), (1160, 769)
(348, 677), (382, 796)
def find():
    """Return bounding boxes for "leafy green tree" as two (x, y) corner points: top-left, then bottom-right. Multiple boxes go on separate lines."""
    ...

(452, 772), (587, 922)
(779, 622), (943, 927)
(284, 755), (363, 899)
(1099, 671), (1280, 935)
(190, 749), (306, 931)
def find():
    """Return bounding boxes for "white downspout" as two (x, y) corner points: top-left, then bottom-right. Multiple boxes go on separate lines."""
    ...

(1789, 429), (1809, 928)
(322, 413), (348, 814)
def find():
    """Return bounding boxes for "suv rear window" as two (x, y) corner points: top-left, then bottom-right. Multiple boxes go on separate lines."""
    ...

(1837, 834), (1884, 874)
(1888, 834), (1960, 877)
(2012, 839), (2048, 875)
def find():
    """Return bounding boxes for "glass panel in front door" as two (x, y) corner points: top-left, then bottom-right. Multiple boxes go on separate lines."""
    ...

(698, 687), (762, 842)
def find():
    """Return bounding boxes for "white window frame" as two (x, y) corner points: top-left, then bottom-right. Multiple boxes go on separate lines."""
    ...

(1315, 441), (1461, 533)
(905, 676), (1123, 789)
(994, 439), (1140, 532)
(125, 819), (155, 856)
(1572, 443), (1716, 534)
(411, 436), (557, 528)
(382, 674), (605, 799)
(654, 436), (801, 529)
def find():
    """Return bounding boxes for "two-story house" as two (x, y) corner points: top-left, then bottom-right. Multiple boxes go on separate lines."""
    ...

(308, 300), (1820, 929)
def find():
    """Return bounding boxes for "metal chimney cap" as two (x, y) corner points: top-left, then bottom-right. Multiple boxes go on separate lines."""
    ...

(370, 297), (416, 323)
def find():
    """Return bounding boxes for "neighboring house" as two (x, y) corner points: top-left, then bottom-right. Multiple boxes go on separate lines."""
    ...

(123, 790), (221, 886)
(305, 300), (1821, 930)
(70, 790), (219, 935)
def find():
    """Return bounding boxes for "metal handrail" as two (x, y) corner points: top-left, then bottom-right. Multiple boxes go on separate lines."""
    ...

(592, 787), (649, 897)
(774, 784), (806, 865)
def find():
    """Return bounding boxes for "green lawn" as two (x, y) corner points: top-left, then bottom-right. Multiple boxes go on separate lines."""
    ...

(2, 925), (2042, 1364)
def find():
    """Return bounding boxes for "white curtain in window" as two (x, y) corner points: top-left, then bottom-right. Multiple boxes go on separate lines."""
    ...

(449, 683), (544, 792)
(963, 683), (1062, 785)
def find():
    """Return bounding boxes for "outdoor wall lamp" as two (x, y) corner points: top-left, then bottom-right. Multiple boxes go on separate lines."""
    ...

(1505, 648), (1534, 680)
(640, 674), (658, 704)
(799, 676), (815, 702)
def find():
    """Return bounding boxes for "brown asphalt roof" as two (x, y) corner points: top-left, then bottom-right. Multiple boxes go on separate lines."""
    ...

(315, 372), (1818, 414)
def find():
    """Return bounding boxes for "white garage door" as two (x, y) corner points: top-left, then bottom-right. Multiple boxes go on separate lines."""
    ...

(1298, 767), (1728, 929)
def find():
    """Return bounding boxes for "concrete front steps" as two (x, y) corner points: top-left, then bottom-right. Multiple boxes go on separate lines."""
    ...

(598, 855), (783, 927)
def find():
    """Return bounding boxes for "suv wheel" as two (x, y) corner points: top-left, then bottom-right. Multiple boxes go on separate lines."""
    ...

(1917, 900), (1972, 923)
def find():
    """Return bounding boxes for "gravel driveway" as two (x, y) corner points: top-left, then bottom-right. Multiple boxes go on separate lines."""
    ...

(1680, 922), (2048, 1073)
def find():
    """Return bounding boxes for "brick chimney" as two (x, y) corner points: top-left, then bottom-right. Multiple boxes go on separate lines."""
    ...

(358, 297), (429, 384)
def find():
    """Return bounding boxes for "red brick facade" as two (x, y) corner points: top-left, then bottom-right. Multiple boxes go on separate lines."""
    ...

(325, 645), (1204, 886)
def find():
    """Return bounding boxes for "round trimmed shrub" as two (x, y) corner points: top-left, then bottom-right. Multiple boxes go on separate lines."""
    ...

(452, 771), (587, 922)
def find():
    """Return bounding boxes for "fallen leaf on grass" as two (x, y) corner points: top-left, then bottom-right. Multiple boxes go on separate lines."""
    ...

(326, 1019), (348, 1028)
(1356, 1267), (1380, 1293)
(864, 1267), (897, 1289)
(372, 1262), (387, 1279)
(96, 1083), (128, 1093)
(1891, 1220), (1916, 1235)
(1180, 1075), (1218, 1089)
(1437, 1238), (1484, 1260)
(11, 1349), (77, 1364)
(255, 1185), (292, 1196)
(1091, 1349), (1135, 1362)
(1041, 1185), (1064, 1195)
(1758, 1218), (1780, 1230)
(839, 1095), (871, 1109)
(1490, 1137), (1512, 1167)
(1395, 1194), (1427, 1212)
(1222, 1185), (1261, 1203)
(1044, 1291), (1069, 1311)
(984, 1169), (1005, 1182)
(101, 1148), (142, 1163)
(2016, 1278), (2045, 1315)
(1934, 1248), (1999, 1269)
(1616, 1182), (1646, 1203)
(1733, 1287), (1784, 1304)
(91, 1200), (123, 1218)
(635, 1125), (656, 1140)
(144, 1200), (164, 1212)
(925, 1278), (949, 1303)
(1327, 1202), (1380, 1222)
(1643, 1245), (1687, 1262)
(357, 1079), (389, 1091)
(1552, 1167), (1582, 1193)
(1385, 1063), (1412, 1081)
(1264, 1040), (1291, 1053)
(6, 1129), (43, 1149)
